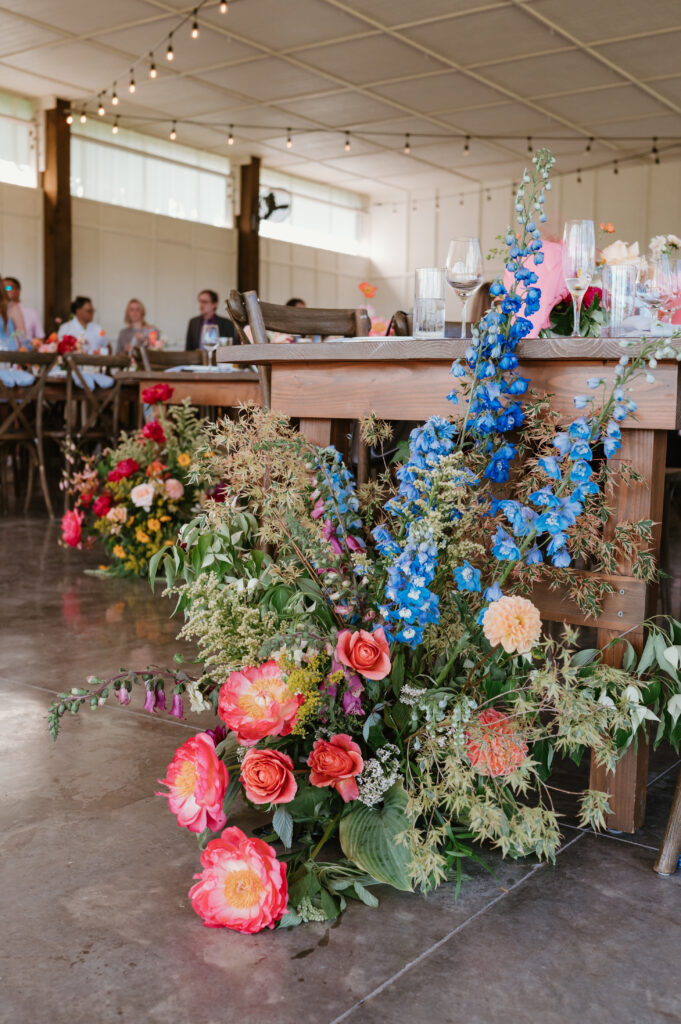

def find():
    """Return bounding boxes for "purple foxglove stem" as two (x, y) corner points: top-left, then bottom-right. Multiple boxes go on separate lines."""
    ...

(143, 688), (156, 713)
(170, 694), (184, 719)
(155, 688), (166, 711)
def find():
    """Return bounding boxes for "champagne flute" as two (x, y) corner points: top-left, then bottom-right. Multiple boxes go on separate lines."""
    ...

(562, 219), (595, 337)
(445, 237), (483, 339)
(201, 323), (219, 366)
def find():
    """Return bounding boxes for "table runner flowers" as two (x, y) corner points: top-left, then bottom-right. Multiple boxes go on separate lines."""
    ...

(49, 150), (681, 933)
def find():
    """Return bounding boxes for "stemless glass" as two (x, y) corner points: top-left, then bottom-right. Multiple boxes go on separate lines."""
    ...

(445, 237), (483, 339)
(562, 219), (595, 336)
(201, 323), (219, 366)
(660, 256), (681, 323)
(637, 255), (672, 324)
(601, 263), (637, 337)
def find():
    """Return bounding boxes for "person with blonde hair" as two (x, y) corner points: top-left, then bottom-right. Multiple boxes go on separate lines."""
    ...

(116, 298), (160, 354)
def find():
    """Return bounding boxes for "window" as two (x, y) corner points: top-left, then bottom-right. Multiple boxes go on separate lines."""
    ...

(0, 93), (37, 188)
(70, 122), (232, 228)
(259, 169), (367, 255)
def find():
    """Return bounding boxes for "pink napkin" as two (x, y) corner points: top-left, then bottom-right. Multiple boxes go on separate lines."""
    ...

(503, 239), (566, 338)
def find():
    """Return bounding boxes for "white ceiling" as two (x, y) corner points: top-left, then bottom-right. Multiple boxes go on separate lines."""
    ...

(2, 0), (681, 201)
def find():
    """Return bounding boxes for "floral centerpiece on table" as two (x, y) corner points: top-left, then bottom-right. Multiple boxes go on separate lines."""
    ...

(49, 151), (681, 933)
(60, 385), (212, 576)
(650, 234), (681, 259)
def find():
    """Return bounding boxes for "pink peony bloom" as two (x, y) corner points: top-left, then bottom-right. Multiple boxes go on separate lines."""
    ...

(61, 509), (83, 548)
(218, 661), (304, 746)
(240, 748), (297, 805)
(157, 732), (229, 833)
(189, 827), (288, 932)
(164, 478), (184, 500)
(130, 481), (155, 511)
(142, 419), (166, 444)
(307, 733), (364, 802)
(92, 492), (113, 518)
(335, 628), (391, 680)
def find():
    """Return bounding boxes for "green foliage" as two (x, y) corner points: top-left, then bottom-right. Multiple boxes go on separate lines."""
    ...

(339, 783), (413, 892)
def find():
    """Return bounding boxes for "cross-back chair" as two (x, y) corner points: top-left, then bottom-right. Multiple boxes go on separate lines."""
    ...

(134, 347), (207, 371)
(63, 352), (131, 448)
(388, 310), (461, 338)
(0, 351), (57, 516)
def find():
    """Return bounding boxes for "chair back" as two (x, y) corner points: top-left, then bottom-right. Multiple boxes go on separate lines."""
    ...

(64, 352), (131, 445)
(0, 352), (56, 441)
(226, 290), (371, 344)
(134, 347), (207, 371)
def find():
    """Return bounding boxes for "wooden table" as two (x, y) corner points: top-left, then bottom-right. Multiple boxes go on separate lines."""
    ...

(120, 368), (261, 414)
(220, 337), (681, 833)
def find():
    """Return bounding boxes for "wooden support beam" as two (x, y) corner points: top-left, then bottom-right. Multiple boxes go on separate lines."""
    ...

(43, 98), (72, 332)
(237, 157), (260, 294)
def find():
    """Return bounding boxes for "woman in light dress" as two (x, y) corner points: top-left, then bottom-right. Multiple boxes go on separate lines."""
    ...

(116, 298), (160, 354)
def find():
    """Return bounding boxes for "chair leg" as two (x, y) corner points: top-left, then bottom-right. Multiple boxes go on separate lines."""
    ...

(654, 765), (681, 875)
(23, 447), (35, 515)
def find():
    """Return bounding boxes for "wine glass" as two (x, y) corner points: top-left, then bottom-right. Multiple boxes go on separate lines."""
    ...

(637, 255), (672, 324)
(562, 219), (595, 337)
(201, 323), (219, 366)
(445, 238), (483, 339)
(660, 256), (681, 323)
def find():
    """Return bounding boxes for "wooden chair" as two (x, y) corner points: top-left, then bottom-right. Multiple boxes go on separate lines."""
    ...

(654, 765), (681, 875)
(63, 352), (131, 448)
(389, 310), (461, 338)
(134, 347), (207, 371)
(0, 351), (57, 517)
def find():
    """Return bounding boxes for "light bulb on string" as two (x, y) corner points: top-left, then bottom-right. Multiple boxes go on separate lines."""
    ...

(486, 190), (492, 202)
(112, 119), (119, 135)
(613, 160), (619, 175)
(128, 71), (136, 93)
(170, 121), (177, 141)
(344, 132), (351, 152)
(459, 193), (464, 206)
(228, 125), (234, 145)
(80, 111), (87, 124)
(577, 169), (582, 184)
(652, 138), (660, 164)
(585, 137), (593, 152)
(150, 55), (158, 78)
(219, 0), (228, 11)
(191, 12), (199, 38)
(167, 36), (174, 60)
(286, 129), (292, 149)
(403, 133), (410, 155)
(463, 135), (470, 155)
(97, 97), (105, 116)
(112, 86), (119, 106)
(435, 192), (440, 212)
(65, 112), (73, 125)
(527, 136), (532, 154)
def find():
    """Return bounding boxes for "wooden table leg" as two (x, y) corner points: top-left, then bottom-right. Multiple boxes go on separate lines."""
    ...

(298, 418), (332, 446)
(654, 765), (681, 874)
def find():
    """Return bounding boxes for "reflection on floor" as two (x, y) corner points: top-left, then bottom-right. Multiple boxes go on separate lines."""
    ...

(1, 518), (679, 1024)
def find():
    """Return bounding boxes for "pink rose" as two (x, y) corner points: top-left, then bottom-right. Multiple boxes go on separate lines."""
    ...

(130, 481), (155, 511)
(240, 748), (297, 805)
(157, 732), (229, 833)
(335, 627), (391, 680)
(307, 733), (364, 802)
(189, 827), (288, 932)
(164, 478), (184, 500)
(218, 661), (304, 746)
(61, 509), (83, 548)
(92, 493), (112, 517)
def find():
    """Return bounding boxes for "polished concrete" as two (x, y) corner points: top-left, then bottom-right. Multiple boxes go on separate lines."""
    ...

(1, 518), (680, 1024)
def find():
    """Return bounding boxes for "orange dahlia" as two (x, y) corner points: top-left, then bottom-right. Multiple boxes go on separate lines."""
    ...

(466, 708), (528, 777)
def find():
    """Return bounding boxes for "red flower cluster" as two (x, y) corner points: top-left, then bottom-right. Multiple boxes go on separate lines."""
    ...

(142, 419), (166, 444)
(57, 335), (78, 355)
(92, 492), (113, 517)
(107, 457), (139, 483)
(141, 383), (174, 404)
(583, 285), (602, 310)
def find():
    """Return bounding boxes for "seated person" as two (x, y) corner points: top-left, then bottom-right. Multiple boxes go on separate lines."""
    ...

(3, 276), (43, 340)
(186, 289), (236, 350)
(116, 299), (160, 354)
(0, 280), (24, 349)
(58, 296), (108, 352)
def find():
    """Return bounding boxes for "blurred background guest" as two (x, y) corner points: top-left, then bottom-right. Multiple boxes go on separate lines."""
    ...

(0, 274), (24, 348)
(286, 297), (306, 308)
(116, 298), (159, 354)
(57, 296), (108, 352)
(3, 276), (43, 340)
(186, 289), (236, 350)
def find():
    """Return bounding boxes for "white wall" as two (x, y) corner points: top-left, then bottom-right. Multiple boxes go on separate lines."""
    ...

(260, 237), (370, 311)
(0, 181), (42, 315)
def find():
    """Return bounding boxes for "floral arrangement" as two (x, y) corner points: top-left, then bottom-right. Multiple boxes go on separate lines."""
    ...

(650, 234), (681, 259)
(544, 284), (605, 337)
(60, 386), (212, 576)
(49, 151), (681, 934)
(359, 282), (389, 337)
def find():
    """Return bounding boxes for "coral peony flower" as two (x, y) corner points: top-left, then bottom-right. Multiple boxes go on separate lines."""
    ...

(141, 383), (174, 404)
(466, 708), (528, 777)
(157, 732), (228, 833)
(482, 595), (541, 655)
(189, 826), (288, 932)
(335, 628), (391, 680)
(92, 492), (113, 517)
(307, 733), (363, 802)
(131, 481), (155, 511)
(164, 477), (184, 500)
(61, 509), (83, 548)
(240, 748), (297, 805)
(218, 661), (304, 746)
(142, 419), (166, 444)
(107, 457), (139, 482)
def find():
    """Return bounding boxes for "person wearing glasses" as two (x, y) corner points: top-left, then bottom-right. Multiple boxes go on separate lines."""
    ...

(185, 289), (236, 350)
(57, 296), (108, 353)
(2, 276), (34, 341)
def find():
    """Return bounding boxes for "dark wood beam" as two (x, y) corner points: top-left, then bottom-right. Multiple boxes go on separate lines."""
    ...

(237, 156), (260, 294)
(43, 98), (72, 332)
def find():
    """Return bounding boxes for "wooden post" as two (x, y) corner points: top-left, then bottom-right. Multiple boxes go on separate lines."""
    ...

(43, 98), (72, 332)
(238, 157), (260, 294)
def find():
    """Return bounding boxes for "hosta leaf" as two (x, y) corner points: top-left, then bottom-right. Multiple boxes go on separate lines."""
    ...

(339, 783), (412, 892)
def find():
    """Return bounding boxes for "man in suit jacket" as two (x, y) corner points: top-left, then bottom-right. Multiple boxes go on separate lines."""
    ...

(186, 289), (238, 350)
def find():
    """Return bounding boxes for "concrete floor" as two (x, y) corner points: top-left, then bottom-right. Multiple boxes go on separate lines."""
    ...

(1, 518), (680, 1024)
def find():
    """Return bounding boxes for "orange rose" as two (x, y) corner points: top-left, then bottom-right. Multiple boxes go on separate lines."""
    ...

(335, 628), (390, 680)
(307, 733), (363, 802)
(240, 748), (297, 805)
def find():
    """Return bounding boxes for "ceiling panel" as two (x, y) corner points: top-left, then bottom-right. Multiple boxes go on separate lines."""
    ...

(337, 0), (506, 28)
(594, 32), (681, 82)
(373, 71), (506, 114)
(96, 24), (261, 73)
(436, 101), (558, 136)
(481, 49), (625, 95)
(201, 0), (372, 50)
(530, 0), (681, 44)
(538, 83), (664, 124)
(0, 0), (163, 35)
(278, 90), (404, 128)
(296, 34), (447, 86)
(199, 57), (335, 101)
(0, 11), (64, 57)
(1, 40), (134, 92)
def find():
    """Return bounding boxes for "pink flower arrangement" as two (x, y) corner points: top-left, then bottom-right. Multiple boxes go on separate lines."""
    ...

(335, 628), (391, 680)
(307, 733), (364, 802)
(189, 826), (288, 932)
(240, 748), (297, 805)
(157, 732), (229, 833)
(218, 661), (304, 746)
(92, 493), (113, 518)
(61, 509), (83, 548)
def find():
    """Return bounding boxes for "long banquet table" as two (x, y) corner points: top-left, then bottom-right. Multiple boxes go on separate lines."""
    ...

(120, 367), (261, 414)
(219, 336), (681, 833)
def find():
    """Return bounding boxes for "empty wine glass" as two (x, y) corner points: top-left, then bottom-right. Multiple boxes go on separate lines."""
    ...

(445, 237), (483, 338)
(201, 323), (219, 366)
(562, 219), (595, 337)
(637, 255), (672, 324)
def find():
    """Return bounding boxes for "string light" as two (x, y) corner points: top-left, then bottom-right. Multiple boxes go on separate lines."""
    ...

(403, 133), (410, 155)
(463, 135), (470, 155)
(585, 137), (593, 152)
(170, 121), (177, 141)
(65, 112), (73, 125)
(166, 35), (174, 60)
(344, 132), (351, 152)
(149, 55), (158, 78)
(435, 191), (440, 212)
(80, 111), (87, 124)
(613, 160), (619, 175)
(191, 11), (200, 38)
(97, 96), (105, 116)
(219, 0), (228, 11)
(128, 71), (136, 93)
(652, 137), (660, 164)
(228, 125), (234, 145)
(286, 129), (292, 149)
(459, 193), (464, 206)
(112, 118), (119, 135)
(527, 136), (532, 154)
(486, 189), (492, 201)
(577, 169), (582, 183)
(112, 86), (119, 106)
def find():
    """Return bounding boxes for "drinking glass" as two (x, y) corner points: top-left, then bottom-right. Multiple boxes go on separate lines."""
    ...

(445, 238), (483, 338)
(637, 255), (672, 323)
(413, 267), (446, 338)
(660, 257), (681, 323)
(201, 323), (219, 366)
(601, 264), (637, 336)
(562, 219), (595, 336)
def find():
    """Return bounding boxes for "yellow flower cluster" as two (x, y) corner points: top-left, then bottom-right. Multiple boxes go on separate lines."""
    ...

(284, 654), (325, 736)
